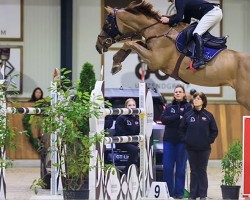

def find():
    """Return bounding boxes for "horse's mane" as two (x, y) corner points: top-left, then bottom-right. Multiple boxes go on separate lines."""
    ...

(125, 1), (160, 21)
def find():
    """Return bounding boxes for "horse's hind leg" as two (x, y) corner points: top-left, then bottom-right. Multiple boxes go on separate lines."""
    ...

(235, 54), (250, 111)
(111, 41), (146, 75)
(236, 85), (250, 111)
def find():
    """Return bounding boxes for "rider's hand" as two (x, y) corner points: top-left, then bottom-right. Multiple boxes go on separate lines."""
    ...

(160, 16), (169, 24)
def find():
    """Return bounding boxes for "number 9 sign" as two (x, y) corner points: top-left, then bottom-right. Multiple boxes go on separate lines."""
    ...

(147, 182), (174, 200)
(154, 185), (161, 198)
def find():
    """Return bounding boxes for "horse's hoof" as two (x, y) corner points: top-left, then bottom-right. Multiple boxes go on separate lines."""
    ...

(111, 64), (122, 75)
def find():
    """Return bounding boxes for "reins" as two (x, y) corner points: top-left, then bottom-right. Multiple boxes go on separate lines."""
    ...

(115, 21), (160, 42)
(145, 27), (175, 43)
(103, 8), (177, 44)
(115, 21), (176, 44)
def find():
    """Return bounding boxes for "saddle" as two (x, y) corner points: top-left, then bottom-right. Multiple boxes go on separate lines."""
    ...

(176, 22), (228, 62)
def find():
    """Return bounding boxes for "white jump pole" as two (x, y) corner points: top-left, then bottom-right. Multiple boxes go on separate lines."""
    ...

(50, 68), (60, 195)
(89, 80), (104, 200)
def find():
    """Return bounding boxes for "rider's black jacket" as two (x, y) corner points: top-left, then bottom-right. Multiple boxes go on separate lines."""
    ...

(169, 0), (216, 26)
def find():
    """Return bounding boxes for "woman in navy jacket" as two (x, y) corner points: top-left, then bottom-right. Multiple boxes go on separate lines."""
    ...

(179, 92), (218, 200)
(160, 85), (192, 198)
(115, 98), (140, 174)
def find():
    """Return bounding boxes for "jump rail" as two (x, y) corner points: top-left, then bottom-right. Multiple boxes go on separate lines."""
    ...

(6, 107), (45, 114)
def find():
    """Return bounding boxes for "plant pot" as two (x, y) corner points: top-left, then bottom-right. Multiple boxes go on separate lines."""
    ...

(63, 189), (89, 200)
(221, 185), (241, 200)
(41, 173), (51, 189)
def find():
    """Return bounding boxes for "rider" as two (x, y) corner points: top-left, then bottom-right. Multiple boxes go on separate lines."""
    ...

(160, 0), (223, 70)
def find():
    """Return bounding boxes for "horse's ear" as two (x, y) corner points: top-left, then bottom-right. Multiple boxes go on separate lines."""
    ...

(105, 6), (114, 15)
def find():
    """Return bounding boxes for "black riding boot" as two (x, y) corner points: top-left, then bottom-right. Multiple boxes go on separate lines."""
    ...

(193, 33), (205, 69)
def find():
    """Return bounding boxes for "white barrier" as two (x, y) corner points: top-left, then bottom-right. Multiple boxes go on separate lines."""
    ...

(89, 80), (154, 200)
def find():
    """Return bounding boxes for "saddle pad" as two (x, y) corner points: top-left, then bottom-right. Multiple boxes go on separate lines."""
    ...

(176, 31), (225, 62)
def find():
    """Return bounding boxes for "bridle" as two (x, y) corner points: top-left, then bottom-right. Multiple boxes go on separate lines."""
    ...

(97, 8), (161, 46)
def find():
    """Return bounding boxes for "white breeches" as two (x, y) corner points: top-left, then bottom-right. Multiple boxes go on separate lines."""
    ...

(193, 6), (223, 36)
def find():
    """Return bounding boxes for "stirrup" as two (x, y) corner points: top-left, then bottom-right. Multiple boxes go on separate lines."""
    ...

(189, 61), (197, 72)
(111, 63), (122, 75)
(189, 61), (205, 72)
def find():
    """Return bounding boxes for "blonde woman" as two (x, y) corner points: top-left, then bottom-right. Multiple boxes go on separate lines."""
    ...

(115, 98), (140, 174)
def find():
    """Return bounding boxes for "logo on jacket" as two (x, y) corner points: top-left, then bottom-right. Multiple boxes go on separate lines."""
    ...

(171, 108), (175, 113)
(180, 108), (184, 112)
(127, 120), (132, 125)
(202, 117), (207, 121)
(190, 117), (195, 122)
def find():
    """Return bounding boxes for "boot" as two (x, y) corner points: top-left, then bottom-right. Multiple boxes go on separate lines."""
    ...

(193, 33), (205, 69)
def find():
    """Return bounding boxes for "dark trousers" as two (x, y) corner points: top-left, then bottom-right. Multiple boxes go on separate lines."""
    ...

(163, 141), (187, 197)
(187, 149), (211, 199)
(116, 143), (139, 174)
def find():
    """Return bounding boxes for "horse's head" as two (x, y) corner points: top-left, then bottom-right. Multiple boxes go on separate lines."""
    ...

(96, 6), (121, 54)
(96, 2), (161, 54)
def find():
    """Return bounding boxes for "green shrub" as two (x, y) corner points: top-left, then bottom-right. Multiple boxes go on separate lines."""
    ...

(221, 140), (242, 186)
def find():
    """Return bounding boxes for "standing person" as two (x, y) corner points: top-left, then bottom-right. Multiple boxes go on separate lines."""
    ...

(160, 0), (223, 69)
(179, 92), (218, 200)
(105, 115), (115, 130)
(115, 98), (140, 174)
(27, 87), (48, 147)
(28, 87), (44, 102)
(186, 89), (197, 105)
(160, 85), (192, 198)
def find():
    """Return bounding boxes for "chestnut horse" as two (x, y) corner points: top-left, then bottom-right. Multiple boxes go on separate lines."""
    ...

(96, 2), (250, 111)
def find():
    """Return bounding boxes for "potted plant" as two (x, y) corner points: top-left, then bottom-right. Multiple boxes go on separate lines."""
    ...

(41, 68), (104, 199)
(0, 87), (16, 169)
(0, 77), (20, 199)
(221, 139), (243, 200)
(0, 76), (20, 166)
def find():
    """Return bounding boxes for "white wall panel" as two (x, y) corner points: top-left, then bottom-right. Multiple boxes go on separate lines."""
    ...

(22, 0), (60, 97)
(72, 0), (101, 82)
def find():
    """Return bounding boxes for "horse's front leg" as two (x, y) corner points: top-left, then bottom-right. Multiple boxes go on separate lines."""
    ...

(112, 48), (131, 75)
(124, 41), (154, 66)
(111, 41), (148, 75)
